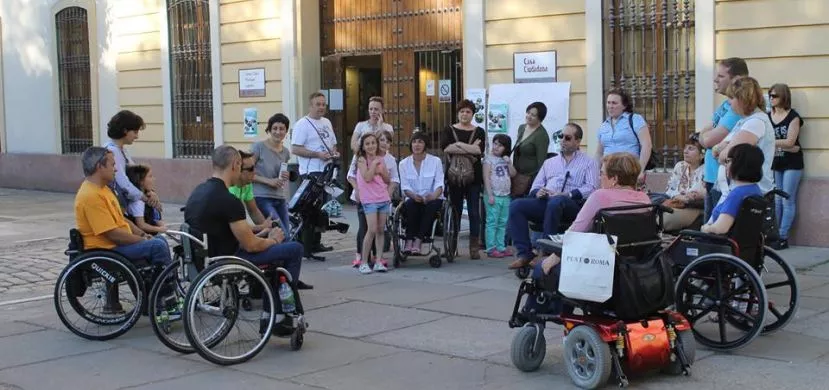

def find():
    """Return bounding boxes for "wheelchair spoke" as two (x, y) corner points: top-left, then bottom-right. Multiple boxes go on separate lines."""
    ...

(683, 280), (719, 303)
(768, 304), (784, 320)
(723, 303), (759, 324)
(717, 306), (728, 344)
(765, 280), (793, 290)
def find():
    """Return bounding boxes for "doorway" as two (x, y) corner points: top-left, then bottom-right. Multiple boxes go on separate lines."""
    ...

(341, 55), (382, 198)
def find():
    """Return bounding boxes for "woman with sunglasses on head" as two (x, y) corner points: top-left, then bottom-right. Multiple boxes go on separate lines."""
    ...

(767, 84), (804, 249)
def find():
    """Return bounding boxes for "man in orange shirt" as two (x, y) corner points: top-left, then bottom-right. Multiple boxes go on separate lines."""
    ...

(74, 147), (172, 266)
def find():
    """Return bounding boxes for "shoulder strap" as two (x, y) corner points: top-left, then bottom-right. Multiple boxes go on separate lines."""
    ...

(628, 113), (642, 153)
(451, 127), (460, 143)
(304, 117), (335, 156)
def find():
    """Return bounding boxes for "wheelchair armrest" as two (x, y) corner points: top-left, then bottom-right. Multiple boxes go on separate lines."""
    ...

(767, 188), (790, 200)
(536, 238), (563, 256)
(676, 229), (734, 246)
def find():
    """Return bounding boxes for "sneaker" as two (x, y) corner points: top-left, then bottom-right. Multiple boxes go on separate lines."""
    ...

(403, 239), (413, 253)
(501, 248), (514, 257)
(373, 259), (388, 272)
(352, 253), (362, 268)
(771, 239), (789, 250)
(487, 249), (504, 258)
(358, 263), (373, 274)
(412, 238), (423, 255)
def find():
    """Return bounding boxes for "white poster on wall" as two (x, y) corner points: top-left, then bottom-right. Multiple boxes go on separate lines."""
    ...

(487, 82), (571, 155)
(426, 80), (436, 96)
(438, 79), (452, 103)
(465, 88), (486, 128)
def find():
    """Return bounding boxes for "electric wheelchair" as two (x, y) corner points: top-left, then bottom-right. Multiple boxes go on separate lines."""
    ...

(508, 204), (694, 389)
(667, 189), (799, 351)
(389, 195), (459, 268)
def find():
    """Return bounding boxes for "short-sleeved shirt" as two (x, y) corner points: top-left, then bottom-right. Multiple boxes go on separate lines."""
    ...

(251, 141), (291, 199)
(353, 121), (394, 143)
(710, 184), (762, 224)
(127, 199), (162, 226)
(597, 112), (647, 157)
(228, 183), (254, 202)
(704, 100), (742, 183)
(348, 153), (399, 202)
(770, 109), (805, 171)
(74, 180), (131, 250)
(292, 116), (337, 175)
(715, 111), (776, 199)
(184, 178), (248, 257)
(485, 155), (511, 196)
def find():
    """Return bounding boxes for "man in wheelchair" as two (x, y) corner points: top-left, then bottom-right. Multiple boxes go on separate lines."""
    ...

(184, 145), (312, 290)
(74, 147), (173, 267)
(507, 123), (600, 270)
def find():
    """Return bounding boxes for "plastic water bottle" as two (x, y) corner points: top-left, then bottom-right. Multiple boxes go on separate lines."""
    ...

(278, 275), (296, 313)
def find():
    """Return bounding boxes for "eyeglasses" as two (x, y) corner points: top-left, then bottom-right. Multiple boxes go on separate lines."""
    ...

(725, 158), (733, 164)
(562, 135), (574, 141)
(768, 93), (779, 98)
(241, 166), (255, 172)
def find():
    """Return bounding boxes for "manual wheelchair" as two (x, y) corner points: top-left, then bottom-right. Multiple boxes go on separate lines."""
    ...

(389, 196), (459, 268)
(666, 189), (799, 351)
(508, 204), (694, 389)
(54, 228), (191, 344)
(177, 226), (308, 366)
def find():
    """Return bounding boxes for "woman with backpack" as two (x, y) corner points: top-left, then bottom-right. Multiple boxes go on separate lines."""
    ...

(442, 99), (487, 259)
(595, 89), (653, 185)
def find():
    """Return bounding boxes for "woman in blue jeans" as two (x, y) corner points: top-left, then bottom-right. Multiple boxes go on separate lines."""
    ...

(252, 113), (293, 234)
(768, 84), (804, 250)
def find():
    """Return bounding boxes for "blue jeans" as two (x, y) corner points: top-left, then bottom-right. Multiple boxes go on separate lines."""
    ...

(255, 197), (290, 235)
(113, 236), (172, 266)
(448, 184), (481, 238)
(236, 241), (304, 282)
(703, 182), (722, 223)
(774, 169), (803, 240)
(508, 195), (581, 260)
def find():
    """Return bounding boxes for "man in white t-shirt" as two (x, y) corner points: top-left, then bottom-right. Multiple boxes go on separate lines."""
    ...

(291, 92), (340, 259)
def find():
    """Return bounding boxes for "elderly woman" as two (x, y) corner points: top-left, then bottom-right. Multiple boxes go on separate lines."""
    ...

(521, 153), (651, 315)
(596, 89), (653, 183)
(712, 77), (775, 200)
(659, 134), (706, 231)
(251, 113), (292, 233)
(768, 83), (804, 250)
(511, 102), (551, 198)
(400, 131), (444, 255)
(442, 99), (487, 259)
(104, 110), (161, 212)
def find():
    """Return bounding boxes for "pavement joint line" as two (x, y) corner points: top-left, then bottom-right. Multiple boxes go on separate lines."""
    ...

(115, 367), (218, 390)
(12, 236), (61, 244)
(0, 326), (48, 340)
(797, 258), (829, 272)
(0, 294), (52, 307)
(0, 346), (120, 373)
(278, 346), (407, 382)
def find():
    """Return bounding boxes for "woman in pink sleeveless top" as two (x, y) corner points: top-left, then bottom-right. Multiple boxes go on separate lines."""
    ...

(355, 133), (392, 274)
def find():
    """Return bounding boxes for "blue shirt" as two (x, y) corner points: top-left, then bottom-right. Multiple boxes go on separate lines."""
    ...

(598, 112), (647, 157)
(704, 100), (741, 183)
(710, 184), (762, 224)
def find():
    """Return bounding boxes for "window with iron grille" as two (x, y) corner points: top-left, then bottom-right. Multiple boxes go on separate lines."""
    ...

(167, 0), (214, 158)
(56, 7), (93, 155)
(603, 0), (695, 169)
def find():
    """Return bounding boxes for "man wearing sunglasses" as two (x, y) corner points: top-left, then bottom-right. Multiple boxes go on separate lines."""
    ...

(508, 123), (600, 270)
(229, 150), (273, 234)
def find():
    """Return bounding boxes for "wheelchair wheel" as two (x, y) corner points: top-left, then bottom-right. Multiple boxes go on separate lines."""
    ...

(511, 325), (546, 372)
(54, 252), (143, 341)
(428, 255), (442, 268)
(442, 201), (458, 263)
(675, 254), (767, 351)
(754, 247), (799, 334)
(149, 262), (193, 354)
(515, 265), (531, 279)
(183, 258), (275, 366)
(662, 329), (695, 375)
(564, 325), (612, 390)
(391, 210), (406, 268)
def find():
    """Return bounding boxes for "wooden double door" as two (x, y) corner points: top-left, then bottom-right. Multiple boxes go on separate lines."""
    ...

(320, 0), (463, 160)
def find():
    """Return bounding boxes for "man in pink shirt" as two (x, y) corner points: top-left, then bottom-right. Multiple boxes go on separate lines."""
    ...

(508, 124), (600, 269)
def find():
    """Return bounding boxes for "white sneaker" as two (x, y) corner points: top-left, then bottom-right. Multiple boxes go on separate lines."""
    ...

(358, 263), (373, 274)
(373, 260), (388, 272)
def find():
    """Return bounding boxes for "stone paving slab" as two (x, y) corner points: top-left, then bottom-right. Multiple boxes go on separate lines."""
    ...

(0, 347), (212, 390)
(732, 330), (829, 363)
(333, 279), (483, 307)
(306, 301), (447, 338)
(414, 289), (519, 321)
(0, 321), (45, 339)
(0, 329), (115, 370)
(127, 369), (312, 390)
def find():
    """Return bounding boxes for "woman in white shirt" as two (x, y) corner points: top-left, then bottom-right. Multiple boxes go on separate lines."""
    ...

(712, 76), (776, 200)
(350, 96), (394, 153)
(399, 131), (444, 254)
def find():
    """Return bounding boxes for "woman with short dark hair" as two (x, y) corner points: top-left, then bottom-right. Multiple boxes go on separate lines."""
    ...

(104, 110), (160, 212)
(251, 113), (293, 233)
(511, 101), (551, 197)
(596, 89), (653, 183)
(701, 143), (764, 235)
(401, 131), (445, 255)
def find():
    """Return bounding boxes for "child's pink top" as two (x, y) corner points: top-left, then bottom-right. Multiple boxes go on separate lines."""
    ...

(569, 188), (651, 232)
(356, 155), (391, 205)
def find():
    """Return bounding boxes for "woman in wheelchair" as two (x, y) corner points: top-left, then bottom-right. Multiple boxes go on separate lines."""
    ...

(701, 143), (764, 235)
(523, 152), (650, 314)
(399, 131), (445, 255)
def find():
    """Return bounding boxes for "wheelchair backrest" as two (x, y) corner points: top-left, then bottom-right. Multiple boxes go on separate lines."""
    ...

(66, 228), (85, 260)
(179, 222), (207, 272)
(592, 204), (663, 257)
(728, 195), (767, 267)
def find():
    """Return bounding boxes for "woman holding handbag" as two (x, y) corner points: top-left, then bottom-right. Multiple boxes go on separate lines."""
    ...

(511, 102), (551, 198)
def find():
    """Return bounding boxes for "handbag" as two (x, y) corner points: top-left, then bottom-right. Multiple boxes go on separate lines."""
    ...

(628, 114), (660, 170)
(558, 231), (618, 303)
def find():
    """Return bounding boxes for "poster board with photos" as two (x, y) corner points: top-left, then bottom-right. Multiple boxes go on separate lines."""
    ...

(486, 82), (571, 155)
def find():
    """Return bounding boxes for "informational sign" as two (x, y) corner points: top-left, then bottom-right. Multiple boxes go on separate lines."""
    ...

(487, 82), (571, 154)
(426, 80), (436, 96)
(465, 88), (487, 128)
(329, 89), (344, 110)
(513, 51), (557, 83)
(487, 103), (508, 133)
(243, 107), (258, 138)
(239, 68), (266, 97)
(438, 79), (452, 103)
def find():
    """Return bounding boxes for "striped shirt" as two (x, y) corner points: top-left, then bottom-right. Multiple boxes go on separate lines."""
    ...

(529, 150), (600, 200)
